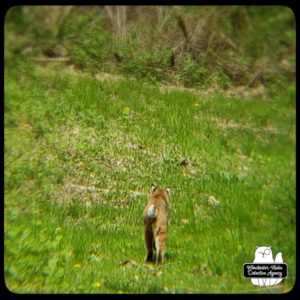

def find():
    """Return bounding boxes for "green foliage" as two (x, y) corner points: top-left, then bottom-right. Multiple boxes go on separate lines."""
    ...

(4, 62), (295, 293)
(178, 55), (207, 87)
(63, 11), (110, 73)
(4, 6), (295, 90)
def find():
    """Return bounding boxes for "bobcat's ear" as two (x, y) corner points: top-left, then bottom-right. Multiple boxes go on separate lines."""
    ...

(165, 188), (171, 197)
(151, 185), (157, 194)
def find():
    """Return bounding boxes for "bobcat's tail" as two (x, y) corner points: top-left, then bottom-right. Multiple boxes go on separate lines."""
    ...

(147, 204), (158, 219)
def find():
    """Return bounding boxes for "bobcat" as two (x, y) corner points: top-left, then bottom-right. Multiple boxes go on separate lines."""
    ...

(143, 185), (171, 264)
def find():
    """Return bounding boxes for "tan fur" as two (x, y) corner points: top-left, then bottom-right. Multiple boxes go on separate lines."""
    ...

(143, 186), (170, 264)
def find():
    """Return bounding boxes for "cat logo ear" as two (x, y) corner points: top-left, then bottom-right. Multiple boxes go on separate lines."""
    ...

(269, 246), (272, 249)
(256, 246), (259, 249)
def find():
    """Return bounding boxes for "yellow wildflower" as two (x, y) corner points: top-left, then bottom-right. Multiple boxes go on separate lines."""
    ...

(123, 107), (130, 114)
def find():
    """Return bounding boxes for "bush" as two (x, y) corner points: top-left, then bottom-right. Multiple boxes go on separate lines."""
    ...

(5, 6), (295, 91)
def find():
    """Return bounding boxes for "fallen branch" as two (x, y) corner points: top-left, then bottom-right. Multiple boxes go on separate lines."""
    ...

(157, 262), (179, 270)
(176, 13), (197, 61)
(247, 70), (263, 87)
(119, 259), (138, 268)
(218, 32), (238, 51)
(176, 14), (190, 44)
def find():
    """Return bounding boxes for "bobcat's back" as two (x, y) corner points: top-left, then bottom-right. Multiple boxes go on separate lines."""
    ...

(143, 186), (171, 264)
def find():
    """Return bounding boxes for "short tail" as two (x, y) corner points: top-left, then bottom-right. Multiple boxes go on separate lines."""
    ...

(147, 204), (158, 219)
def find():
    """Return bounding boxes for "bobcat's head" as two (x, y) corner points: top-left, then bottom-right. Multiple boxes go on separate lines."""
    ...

(150, 185), (171, 204)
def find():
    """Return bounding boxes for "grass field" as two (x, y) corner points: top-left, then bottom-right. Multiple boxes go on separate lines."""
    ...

(4, 62), (296, 293)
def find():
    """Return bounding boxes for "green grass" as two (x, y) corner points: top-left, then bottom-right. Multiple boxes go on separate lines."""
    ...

(4, 62), (295, 293)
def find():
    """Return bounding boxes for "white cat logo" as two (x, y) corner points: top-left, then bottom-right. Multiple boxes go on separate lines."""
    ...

(251, 246), (283, 287)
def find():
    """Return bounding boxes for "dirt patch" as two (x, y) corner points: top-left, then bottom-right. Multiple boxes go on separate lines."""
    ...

(54, 182), (147, 206)
(94, 72), (124, 82)
(212, 117), (278, 134)
(159, 82), (268, 100)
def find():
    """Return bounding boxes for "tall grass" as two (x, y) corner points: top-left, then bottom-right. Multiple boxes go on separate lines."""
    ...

(4, 61), (295, 293)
